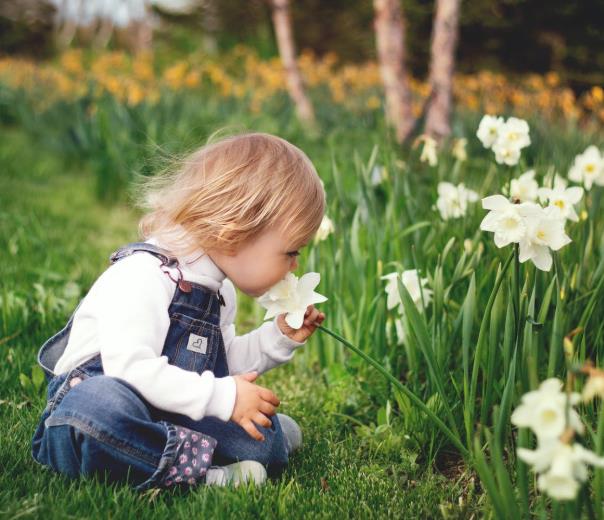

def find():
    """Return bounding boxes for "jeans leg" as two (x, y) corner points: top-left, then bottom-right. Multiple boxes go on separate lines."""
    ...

(158, 411), (289, 475)
(31, 375), (214, 490)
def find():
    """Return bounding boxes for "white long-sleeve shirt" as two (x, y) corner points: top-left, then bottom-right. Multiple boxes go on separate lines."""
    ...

(53, 238), (305, 422)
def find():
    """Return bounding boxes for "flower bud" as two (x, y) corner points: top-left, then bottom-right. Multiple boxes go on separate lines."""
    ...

(563, 337), (574, 358)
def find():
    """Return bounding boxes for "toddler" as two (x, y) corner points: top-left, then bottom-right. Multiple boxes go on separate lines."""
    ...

(31, 132), (326, 490)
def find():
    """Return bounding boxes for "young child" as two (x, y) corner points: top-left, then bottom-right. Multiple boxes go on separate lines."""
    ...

(31, 132), (326, 490)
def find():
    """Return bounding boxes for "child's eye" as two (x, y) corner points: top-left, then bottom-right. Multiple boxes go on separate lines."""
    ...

(287, 251), (300, 258)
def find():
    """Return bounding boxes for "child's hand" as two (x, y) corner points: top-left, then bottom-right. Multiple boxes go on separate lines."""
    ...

(231, 372), (280, 442)
(277, 304), (325, 343)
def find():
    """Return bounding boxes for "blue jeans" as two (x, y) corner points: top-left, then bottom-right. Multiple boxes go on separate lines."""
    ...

(31, 359), (289, 491)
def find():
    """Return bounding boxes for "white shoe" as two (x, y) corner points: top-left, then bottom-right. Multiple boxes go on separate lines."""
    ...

(277, 413), (303, 454)
(205, 460), (267, 487)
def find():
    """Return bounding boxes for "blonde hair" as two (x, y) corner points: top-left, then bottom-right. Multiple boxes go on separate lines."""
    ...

(135, 132), (325, 258)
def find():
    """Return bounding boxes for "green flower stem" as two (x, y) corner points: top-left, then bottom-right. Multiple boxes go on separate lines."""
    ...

(512, 243), (524, 389)
(317, 324), (470, 460)
(512, 243), (520, 339)
(595, 403), (604, 520)
(468, 250), (515, 443)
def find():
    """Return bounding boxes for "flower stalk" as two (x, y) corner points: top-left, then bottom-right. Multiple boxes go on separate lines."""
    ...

(316, 324), (470, 459)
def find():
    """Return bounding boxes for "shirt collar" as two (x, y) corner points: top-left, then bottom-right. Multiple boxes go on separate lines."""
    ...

(145, 235), (227, 290)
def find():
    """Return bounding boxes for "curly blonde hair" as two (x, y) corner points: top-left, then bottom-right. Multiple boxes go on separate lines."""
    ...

(135, 132), (325, 258)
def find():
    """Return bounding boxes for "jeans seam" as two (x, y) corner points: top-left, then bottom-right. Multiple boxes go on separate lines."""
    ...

(47, 368), (87, 414)
(134, 421), (180, 491)
(170, 302), (216, 314)
(170, 313), (220, 332)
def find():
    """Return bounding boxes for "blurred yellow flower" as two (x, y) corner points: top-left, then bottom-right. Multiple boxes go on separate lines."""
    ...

(0, 46), (600, 126)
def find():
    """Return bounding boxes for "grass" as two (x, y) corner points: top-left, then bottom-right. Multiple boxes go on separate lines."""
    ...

(0, 127), (481, 518)
(4, 69), (604, 514)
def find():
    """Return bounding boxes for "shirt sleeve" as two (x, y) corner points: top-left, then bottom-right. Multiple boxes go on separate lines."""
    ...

(219, 278), (306, 375)
(92, 253), (236, 422)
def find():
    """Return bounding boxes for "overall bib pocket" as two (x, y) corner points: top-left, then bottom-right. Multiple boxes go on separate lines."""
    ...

(166, 313), (220, 374)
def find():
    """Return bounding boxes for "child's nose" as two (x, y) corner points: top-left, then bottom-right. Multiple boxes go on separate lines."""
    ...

(290, 257), (298, 271)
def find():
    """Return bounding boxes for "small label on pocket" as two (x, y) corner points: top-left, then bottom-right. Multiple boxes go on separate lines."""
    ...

(186, 333), (208, 354)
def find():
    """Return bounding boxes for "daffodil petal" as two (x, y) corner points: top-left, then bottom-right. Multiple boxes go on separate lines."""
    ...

(482, 194), (510, 211)
(285, 310), (304, 329)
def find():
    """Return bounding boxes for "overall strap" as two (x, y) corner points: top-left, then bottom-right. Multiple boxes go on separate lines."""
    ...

(109, 242), (178, 267)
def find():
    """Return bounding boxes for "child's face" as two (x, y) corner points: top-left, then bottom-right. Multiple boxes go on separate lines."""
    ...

(208, 226), (303, 298)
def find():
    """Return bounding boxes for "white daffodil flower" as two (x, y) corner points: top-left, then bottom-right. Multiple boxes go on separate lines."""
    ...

(394, 317), (406, 345)
(497, 117), (531, 150)
(381, 273), (404, 313)
(381, 270), (432, 314)
(370, 165), (387, 186)
(436, 182), (479, 220)
(477, 114), (505, 149)
(478, 115), (530, 166)
(419, 136), (438, 166)
(492, 140), (522, 166)
(542, 171), (568, 191)
(537, 185), (584, 222)
(452, 138), (468, 161)
(511, 378), (583, 441)
(510, 170), (539, 202)
(518, 206), (571, 271)
(518, 441), (604, 501)
(568, 145), (604, 190)
(479, 195), (529, 247)
(314, 215), (335, 242)
(480, 196), (572, 271)
(257, 272), (327, 329)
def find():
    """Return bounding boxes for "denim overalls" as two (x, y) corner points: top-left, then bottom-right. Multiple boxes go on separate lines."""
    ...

(31, 242), (288, 490)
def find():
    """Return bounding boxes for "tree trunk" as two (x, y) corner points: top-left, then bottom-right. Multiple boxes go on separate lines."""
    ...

(199, 0), (220, 54)
(270, 0), (317, 128)
(424, 0), (460, 142)
(93, 17), (114, 49)
(373, 0), (415, 144)
(55, 19), (77, 48)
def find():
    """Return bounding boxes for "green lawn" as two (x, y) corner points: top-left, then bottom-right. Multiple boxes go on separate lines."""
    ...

(0, 127), (479, 519)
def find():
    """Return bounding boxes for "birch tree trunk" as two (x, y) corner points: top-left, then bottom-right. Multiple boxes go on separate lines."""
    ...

(200, 0), (220, 54)
(373, 0), (415, 144)
(93, 17), (114, 49)
(271, 0), (317, 128)
(424, 0), (460, 141)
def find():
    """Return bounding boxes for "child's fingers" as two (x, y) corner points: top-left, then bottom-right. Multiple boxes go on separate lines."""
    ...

(304, 305), (316, 317)
(259, 387), (280, 407)
(241, 371), (258, 382)
(242, 418), (265, 442)
(310, 312), (325, 327)
(258, 400), (277, 416)
(254, 411), (272, 429)
(304, 308), (320, 326)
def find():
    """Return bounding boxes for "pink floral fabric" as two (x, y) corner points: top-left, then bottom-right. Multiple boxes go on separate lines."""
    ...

(162, 426), (217, 487)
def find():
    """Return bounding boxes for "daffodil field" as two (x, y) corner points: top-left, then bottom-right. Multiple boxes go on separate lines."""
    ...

(2, 47), (604, 516)
(2, 46), (604, 201)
